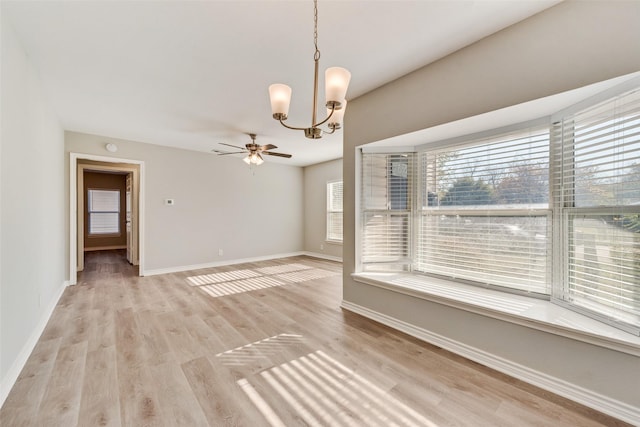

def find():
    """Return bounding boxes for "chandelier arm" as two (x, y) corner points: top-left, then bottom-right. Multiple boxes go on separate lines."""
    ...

(323, 127), (336, 135)
(278, 117), (308, 131)
(312, 104), (336, 128)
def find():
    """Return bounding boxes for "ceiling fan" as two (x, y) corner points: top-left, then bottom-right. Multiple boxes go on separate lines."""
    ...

(212, 133), (292, 165)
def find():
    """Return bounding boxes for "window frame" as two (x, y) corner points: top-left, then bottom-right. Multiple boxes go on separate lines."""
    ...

(549, 88), (640, 335)
(326, 179), (344, 243)
(87, 188), (121, 236)
(415, 129), (552, 296)
(360, 153), (414, 272)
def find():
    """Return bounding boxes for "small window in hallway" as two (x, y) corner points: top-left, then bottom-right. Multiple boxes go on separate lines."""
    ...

(88, 189), (120, 234)
(327, 180), (343, 242)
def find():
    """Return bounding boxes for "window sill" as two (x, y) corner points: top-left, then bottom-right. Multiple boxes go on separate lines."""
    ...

(325, 239), (343, 245)
(352, 272), (640, 356)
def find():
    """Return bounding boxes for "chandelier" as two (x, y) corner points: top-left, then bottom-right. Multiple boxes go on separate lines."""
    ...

(268, 0), (351, 139)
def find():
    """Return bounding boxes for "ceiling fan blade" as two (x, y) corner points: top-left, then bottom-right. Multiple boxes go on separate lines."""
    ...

(212, 149), (245, 155)
(220, 142), (247, 150)
(260, 144), (278, 151)
(262, 151), (292, 158)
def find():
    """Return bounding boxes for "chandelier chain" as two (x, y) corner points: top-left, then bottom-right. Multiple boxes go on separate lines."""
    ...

(313, 0), (320, 61)
(268, 0), (349, 138)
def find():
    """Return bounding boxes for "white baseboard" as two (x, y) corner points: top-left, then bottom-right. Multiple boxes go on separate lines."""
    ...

(341, 300), (640, 426)
(301, 251), (342, 262)
(142, 252), (309, 276)
(0, 280), (68, 408)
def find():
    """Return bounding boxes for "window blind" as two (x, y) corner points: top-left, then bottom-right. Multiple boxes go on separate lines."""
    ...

(327, 180), (343, 242)
(356, 81), (640, 335)
(361, 153), (413, 271)
(88, 189), (120, 234)
(553, 88), (640, 332)
(416, 129), (551, 294)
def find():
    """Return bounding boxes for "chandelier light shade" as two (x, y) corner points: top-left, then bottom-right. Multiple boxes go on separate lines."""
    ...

(325, 67), (351, 104)
(268, 84), (292, 119)
(268, 0), (350, 139)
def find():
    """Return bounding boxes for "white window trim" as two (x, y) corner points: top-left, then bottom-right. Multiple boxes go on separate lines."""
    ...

(352, 272), (640, 356)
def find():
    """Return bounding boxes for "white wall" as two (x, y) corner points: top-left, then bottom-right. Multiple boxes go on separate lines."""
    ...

(303, 158), (343, 260)
(65, 132), (304, 276)
(0, 14), (66, 404)
(344, 0), (640, 421)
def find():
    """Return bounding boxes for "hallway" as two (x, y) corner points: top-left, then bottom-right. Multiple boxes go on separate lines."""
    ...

(77, 249), (138, 284)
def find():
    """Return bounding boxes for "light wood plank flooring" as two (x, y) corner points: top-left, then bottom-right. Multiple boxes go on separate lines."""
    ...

(0, 250), (630, 426)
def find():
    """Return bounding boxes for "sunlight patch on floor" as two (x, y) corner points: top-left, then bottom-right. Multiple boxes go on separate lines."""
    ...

(276, 268), (340, 283)
(216, 334), (305, 367)
(238, 378), (287, 427)
(186, 269), (261, 286)
(186, 263), (337, 298)
(255, 263), (312, 275)
(199, 276), (286, 297)
(240, 350), (439, 427)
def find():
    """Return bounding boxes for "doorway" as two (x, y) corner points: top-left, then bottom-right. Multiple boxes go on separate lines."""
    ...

(82, 170), (128, 255)
(70, 153), (145, 285)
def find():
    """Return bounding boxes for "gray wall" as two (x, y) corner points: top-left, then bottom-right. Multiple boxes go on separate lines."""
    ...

(66, 132), (305, 275)
(344, 0), (640, 413)
(1, 14), (66, 400)
(303, 158), (343, 260)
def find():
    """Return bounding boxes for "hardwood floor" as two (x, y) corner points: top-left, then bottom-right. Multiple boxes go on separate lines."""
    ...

(0, 251), (630, 426)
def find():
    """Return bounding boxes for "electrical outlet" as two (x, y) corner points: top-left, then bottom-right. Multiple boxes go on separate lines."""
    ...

(165, 199), (175, 206)
(320, 244), (324, 250)
(218, 249), (224, 256)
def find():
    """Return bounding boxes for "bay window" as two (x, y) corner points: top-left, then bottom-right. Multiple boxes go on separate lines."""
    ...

(358, 83), (640, 335)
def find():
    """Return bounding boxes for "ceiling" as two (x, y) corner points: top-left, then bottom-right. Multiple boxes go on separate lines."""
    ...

(3, 0), (562, 166)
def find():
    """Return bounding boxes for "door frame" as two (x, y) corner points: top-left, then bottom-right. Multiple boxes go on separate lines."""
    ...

(77, 164), (137, 271)
(70, 152), (145, 284)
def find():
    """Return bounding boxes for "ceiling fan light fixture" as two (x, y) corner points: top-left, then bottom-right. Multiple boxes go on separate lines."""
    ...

(243, 151), (265, 166)
(255, 153), (264, 165)
(268, 0), (350, 139)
